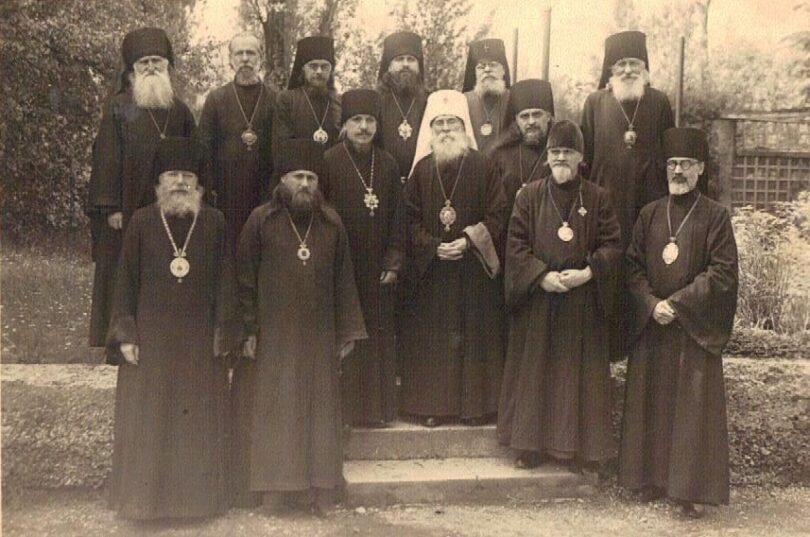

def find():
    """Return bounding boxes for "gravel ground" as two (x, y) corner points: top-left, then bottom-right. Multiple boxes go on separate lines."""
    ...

(3, 485), (809, 537)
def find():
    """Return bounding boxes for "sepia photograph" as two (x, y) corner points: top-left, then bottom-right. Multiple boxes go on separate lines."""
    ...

(1, 0), (809, 535)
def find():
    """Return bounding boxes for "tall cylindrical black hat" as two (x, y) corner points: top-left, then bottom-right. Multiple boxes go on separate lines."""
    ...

(461, 38), (511, 93)
(152, 137), (200, 182)
(122, 27), (174, 70)
(598, 30), (648, 89)
(287, 36), (336, 90)
(341, 89), (381, 124)
(275, 139), (326, 178)
(506, 79), (555, 118)
(378, 31), (424, 81)
(546, 120), (584, 154)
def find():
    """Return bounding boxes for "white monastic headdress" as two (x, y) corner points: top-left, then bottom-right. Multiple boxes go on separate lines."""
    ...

(409, 89), (478, 177)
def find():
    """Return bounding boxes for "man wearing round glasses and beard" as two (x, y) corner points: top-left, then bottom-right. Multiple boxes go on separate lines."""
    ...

(620, 127), (738, 519)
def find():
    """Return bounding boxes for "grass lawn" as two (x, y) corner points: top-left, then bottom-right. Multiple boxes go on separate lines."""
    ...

(2, 239), (103, 364)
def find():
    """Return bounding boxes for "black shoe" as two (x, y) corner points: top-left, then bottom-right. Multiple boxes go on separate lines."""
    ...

(639, 486), (665, 503)
(515, 451), (542, 469)
(678, 501), (706, 519)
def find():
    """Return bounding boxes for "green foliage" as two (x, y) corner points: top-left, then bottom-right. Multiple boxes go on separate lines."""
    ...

(732, 195), (810, 334)
(786, 2), (810, 104)
(0, 0), (217, 243)
(612, 0), (806, 124)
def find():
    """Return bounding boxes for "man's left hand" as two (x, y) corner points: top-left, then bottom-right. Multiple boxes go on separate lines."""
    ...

(559, 267), (592, 289)
(380, 271), (397, 285)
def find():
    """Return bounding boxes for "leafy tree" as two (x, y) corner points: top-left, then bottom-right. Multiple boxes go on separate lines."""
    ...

(786, 2), (810, 104)
(0, 0), (216, 244)
(389, 0), (491, 91)
(239, 0), (358, 89)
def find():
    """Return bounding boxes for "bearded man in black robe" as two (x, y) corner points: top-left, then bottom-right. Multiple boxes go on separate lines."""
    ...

(323, 89), (404, 427)
(400, 89), (508, 427)
(197, 31), (276, 254)
(196, 31), (277, 509)
(87, 27), (195, 352)
(497, 121), (622, 472)
(581, 31), (674, 248)
(272, 37), (341, 162)
(106, 137), (232, 520)
(462, 38), (512, 156)
(620, 127), (738, 519)
(489, 79), (555, 216)
(376, 31), (428, 184)
(237, 139), (367, 515)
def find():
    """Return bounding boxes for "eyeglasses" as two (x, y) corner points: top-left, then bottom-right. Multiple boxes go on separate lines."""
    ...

(476, 61), (503, 71)
(667, 159), (699, 171)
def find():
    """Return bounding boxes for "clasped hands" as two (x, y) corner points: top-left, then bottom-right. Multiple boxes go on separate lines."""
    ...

(437, 237), (468, 261)
(539, 266), (592, 293)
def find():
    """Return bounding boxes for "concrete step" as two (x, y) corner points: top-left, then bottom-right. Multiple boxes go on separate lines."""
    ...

(344, 421), (509, 460)
(343, 457), (597, 506)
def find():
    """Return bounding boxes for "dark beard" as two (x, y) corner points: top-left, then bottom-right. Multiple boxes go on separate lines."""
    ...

(379, 71), (423, 98)
(304, 83), (330, 100)
(277, 182), (324, 214)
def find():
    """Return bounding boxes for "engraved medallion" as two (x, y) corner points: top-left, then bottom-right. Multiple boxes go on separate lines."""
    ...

(398, 120), (413, 140)
(313, 127), (329, 144)
(578, 206), (588, 217)
(662, 241), (679, 265)
(623, 129), (637, 148)
(557, 223), (574, 242)
(297, 244), (311, 264)
(170, 256), (190, 279)
(364, 188), (379, 216)
(439, 203), (457, 232)
(241, 128), (258, 148)
(480, 122), (493, 136)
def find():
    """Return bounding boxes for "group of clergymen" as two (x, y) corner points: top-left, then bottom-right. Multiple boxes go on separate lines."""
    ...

(85, 26), (739, 520)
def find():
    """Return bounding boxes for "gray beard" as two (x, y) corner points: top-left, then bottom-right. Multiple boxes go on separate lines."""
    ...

(609, 73), (647, 102)
(156, 185), (202, 216)
(235, 67), (261, 86)
(668, 178), (695, 196)
(431, 132), (470, 165)
(131, 70), (174, 109)
(474, 78), (506, 98)
(551, 165), (574, 184)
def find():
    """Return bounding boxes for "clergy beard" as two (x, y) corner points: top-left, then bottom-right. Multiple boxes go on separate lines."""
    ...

(668, 174), (696, 196)
(609, 70), (648, 102)
(156, 184), (203, 216)
(235, 66), (261, 86)
(279, 182), (324, 211)
(304, 83), (330, 100)
(431, 131), (470, 165)
(380, 70), (422, 96)
(551, 164), (574, 184)
(131, 70), (174, 109)
(474, 78), (506, 98)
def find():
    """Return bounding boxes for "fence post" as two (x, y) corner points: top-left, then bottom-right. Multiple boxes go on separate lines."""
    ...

(712, 118), (735, 209)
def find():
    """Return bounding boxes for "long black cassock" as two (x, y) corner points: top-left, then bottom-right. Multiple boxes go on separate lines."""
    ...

(272, 87), (340, 168)
(323, 143), (404, 425)
(400, 150), (508, 419)
(497, 177), (622, 461)
(195, 80), (276, 508)
(86, 93), (195, 348)
(106, 205), (232, 519)
(620, 190), (738, 505)
(581, 87), (673, 247)
(196, 81), (276, 253)
(237, 197), (366, 492)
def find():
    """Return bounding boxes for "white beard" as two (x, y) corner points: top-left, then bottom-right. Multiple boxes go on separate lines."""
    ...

(431, 131), (470, 165)
(156, 184), (203, 216)
(668, 177), (696, 196)
(474, 78), (506, 98)
(131, 70), (174, 109)
(609, 71), (648, 102)
(551, 165), (574, 184)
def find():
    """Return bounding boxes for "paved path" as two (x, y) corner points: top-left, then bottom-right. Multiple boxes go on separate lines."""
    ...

(4, 485), (809, 537)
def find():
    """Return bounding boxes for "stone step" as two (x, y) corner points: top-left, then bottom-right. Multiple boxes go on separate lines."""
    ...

(343, 457), (597, 506)
(344, 421), (510, 460)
